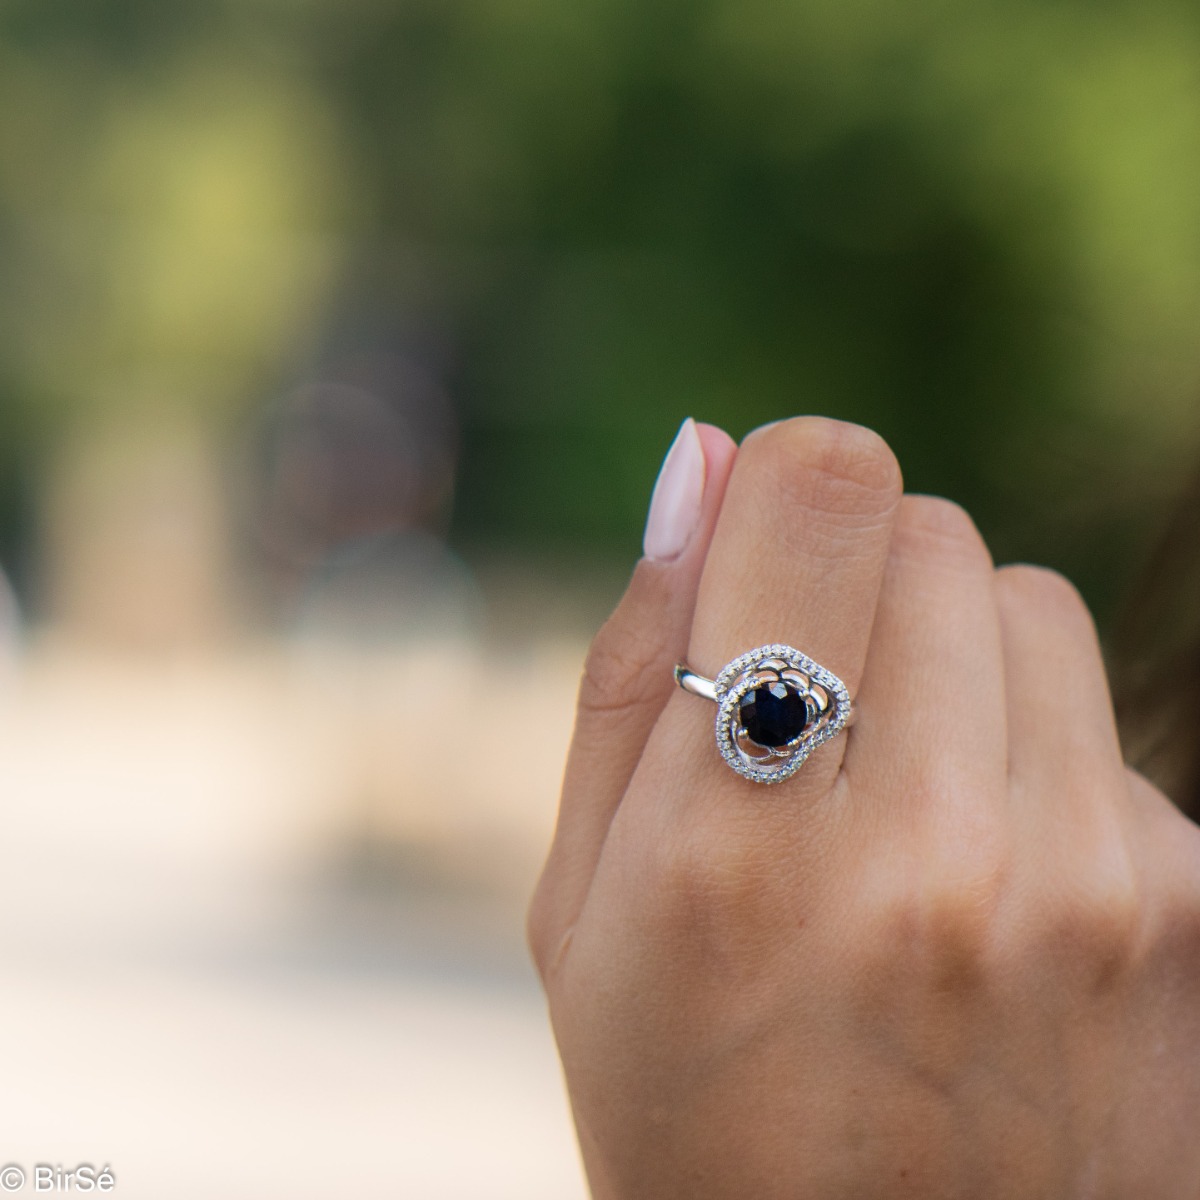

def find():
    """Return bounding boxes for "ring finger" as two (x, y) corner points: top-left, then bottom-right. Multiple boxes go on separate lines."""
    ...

(638, 416), (903, 811)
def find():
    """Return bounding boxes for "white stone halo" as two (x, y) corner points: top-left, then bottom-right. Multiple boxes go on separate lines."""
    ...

(676, 643), (854, 784)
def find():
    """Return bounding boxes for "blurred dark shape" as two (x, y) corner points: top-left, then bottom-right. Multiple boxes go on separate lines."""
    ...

(256, 353), (457, 562)
(251, 351), (481, 641)
(0, 565), (19, 674)
(1113, 460), (1200, 818)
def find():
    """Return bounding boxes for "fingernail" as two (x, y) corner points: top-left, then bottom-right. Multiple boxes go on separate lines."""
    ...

(643, 417), (706, 562)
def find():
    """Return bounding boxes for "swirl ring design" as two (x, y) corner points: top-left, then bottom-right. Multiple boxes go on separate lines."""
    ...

(675, 644), (854, 783)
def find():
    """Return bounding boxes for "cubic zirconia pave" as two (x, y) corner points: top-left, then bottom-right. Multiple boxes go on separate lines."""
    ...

(711, 644), (852, 783)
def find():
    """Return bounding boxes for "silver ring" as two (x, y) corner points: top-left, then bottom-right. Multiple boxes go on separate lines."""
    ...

(674, 644), (856, 784)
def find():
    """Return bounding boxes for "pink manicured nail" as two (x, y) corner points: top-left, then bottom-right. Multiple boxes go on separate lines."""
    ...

(643, 417), (706, 562)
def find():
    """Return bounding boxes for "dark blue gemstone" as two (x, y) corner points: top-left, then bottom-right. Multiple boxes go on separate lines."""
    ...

(739, 682), (809, 748)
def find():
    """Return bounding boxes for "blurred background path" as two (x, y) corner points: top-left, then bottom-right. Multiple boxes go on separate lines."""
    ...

(0, 635), (589, 1198)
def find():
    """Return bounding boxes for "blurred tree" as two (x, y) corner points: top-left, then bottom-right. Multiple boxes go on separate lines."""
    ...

(0, 0), (1197, 623)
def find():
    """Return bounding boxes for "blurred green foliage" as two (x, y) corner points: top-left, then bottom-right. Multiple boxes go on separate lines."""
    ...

(2, 0), (1200, 623)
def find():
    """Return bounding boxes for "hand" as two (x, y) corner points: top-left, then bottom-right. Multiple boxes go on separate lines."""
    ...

(529, 417), (1200, 1199)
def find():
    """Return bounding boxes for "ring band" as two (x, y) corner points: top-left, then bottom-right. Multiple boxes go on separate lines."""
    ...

(674, 644), (855, 784)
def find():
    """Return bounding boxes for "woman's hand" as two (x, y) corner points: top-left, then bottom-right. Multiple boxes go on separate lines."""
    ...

(528, 417), (1200, 1199)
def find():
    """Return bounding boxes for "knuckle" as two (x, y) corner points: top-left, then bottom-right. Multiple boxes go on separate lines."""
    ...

(742, 417), (903, 523)
(1127, 771), (1200, 904)
(919, 876), (1004, 986)
(995, 564), (1096, 635)
(653, 817), (788, 937)
(892, 495), (992, 570)
(1029, 810), (1141, 986)
(525, 874), (554, 975)
(876, 825), (1009, 992)
(1044, 866), (1141, 988)
(657, 827), (745, 912)
(1155, 883), (1200, 964)
(526, 869), (568, 981)
(578, 609), (664, 720)
(1137, 816), (1200, 972)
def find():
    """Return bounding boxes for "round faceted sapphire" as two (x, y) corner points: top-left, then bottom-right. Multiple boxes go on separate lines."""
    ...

(739, 682), (810, 748)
